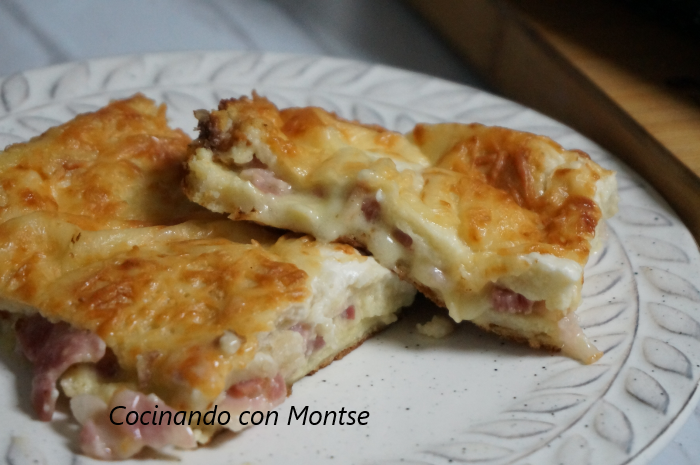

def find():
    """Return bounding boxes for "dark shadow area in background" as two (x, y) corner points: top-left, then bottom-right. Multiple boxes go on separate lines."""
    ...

(509, 0), (700, 107)
(616, 0), (700, 42)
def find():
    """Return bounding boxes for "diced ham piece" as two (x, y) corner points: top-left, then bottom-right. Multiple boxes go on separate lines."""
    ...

(361, 197), (380, 222)
(217, 374), (287, 432)
(392, 228), (413, 248)
(75, 390), (196, 460)
(289, 323), (326, 356)
(311, 334), (326, 352)
(490, 287), (534, 314)
(15, 314), (106, 421)
(340, 305), (356, 320)
(227, 374), (287, 401)
(240, 168), (292, 195)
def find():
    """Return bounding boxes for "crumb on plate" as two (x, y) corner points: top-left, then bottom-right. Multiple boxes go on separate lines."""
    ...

(416, 315), (455, 338)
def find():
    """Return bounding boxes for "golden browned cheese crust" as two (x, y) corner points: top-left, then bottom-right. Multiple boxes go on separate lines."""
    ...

(411, 124), (604, 262)
(189, 95), (614, 266)
(0, 94), (214, 229)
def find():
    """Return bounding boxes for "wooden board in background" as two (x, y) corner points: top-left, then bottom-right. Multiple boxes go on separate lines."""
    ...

(510, 0), (700, 175)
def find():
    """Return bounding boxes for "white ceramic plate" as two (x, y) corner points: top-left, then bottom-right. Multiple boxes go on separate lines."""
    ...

(1, 52), (699, 465)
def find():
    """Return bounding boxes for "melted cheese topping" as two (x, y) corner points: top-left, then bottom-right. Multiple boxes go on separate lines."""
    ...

(1, 213), (414, 410)
(0, 95), (415, 420)
(0, 94), (215, 229)
(185, 95), (618, 359)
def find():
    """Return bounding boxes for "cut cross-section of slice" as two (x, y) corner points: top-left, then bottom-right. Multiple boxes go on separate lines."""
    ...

(185, 94), (618, 364)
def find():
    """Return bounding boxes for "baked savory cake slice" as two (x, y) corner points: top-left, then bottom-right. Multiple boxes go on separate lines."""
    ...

(1, 213), (414, 459)
(185, 95), (618, 364)
(0, 93), (216, 228)
(0, 95), (415, 459)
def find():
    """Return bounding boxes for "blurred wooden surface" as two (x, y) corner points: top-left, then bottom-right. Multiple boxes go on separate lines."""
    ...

(409, 0), (700, 243)
(511, 0), (700, 175)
